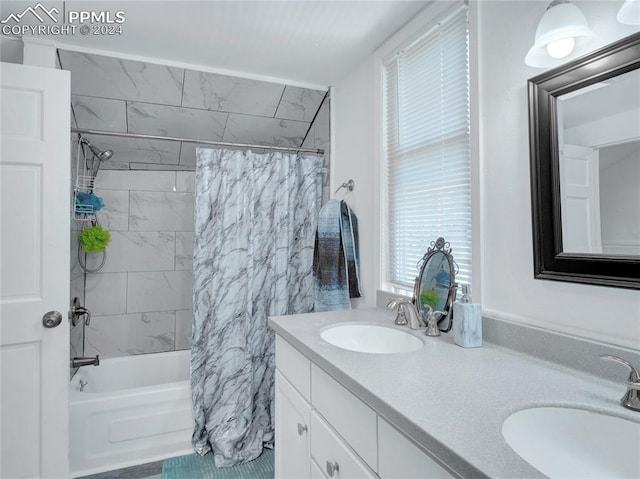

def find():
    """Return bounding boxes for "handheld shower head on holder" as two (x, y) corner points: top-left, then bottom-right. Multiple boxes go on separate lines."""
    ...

(81, 138), (113, 162)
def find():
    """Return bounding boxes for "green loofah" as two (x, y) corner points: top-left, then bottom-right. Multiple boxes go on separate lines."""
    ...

(420, 290), (440, 310)
(79, 225), (110, 253)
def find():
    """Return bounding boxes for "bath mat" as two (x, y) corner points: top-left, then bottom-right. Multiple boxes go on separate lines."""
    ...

(162, 449), (274, 479)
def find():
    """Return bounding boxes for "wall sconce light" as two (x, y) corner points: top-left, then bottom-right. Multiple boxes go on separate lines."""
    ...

(525, 0), (596, 68)
(617, 0), (640, 25)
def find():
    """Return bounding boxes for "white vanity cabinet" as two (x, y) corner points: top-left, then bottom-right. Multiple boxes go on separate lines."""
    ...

(378, 418), (454, 479)
(311, 411), (377, 479)
(275, 336), (312, 479)
(275, 371), (312, 479)
(275, 334), (455, 479)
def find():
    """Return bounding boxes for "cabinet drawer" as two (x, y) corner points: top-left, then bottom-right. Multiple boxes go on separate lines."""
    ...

(311, 365), (377, 470)
(378, 418), (454, 479)
(276, 335), (311, 401)
(311, 411), (377, 479)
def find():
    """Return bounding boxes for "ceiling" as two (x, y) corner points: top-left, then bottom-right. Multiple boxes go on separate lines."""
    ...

(1, 1), (429, 86)
(560, 68), (640, 130)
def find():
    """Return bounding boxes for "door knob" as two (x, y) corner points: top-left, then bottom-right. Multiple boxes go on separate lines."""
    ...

(326, 461), (339, 477)
(42, 311), (62, 328)
(297, 423), (308, 436)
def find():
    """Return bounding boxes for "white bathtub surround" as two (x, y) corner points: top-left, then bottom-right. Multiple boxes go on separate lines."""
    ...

(69, 350), (193, 477)
(191, 147), (323, 466)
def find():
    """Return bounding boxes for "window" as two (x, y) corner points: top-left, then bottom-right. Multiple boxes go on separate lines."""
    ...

(383, 4), (471, 291)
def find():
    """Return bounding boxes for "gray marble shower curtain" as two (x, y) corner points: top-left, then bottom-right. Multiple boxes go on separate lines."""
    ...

(191, 148), (323, 467)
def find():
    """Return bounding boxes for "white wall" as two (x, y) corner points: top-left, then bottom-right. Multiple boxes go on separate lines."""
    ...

(334, 0), (640, 349)
(332, 57), (376, 307)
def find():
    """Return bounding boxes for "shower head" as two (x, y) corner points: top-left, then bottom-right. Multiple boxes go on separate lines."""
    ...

(80, 137), (114, 178)
(83, 140), (114, 162)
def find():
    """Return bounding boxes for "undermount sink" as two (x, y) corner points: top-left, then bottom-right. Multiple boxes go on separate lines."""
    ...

(320, 324), (423, 354)
(502, 407), (640, 478)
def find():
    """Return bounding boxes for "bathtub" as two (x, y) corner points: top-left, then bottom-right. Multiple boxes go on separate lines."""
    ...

(69, 350), (194, 477)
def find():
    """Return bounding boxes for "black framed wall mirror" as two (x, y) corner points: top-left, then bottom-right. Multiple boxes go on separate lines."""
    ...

(528, 31), (640, 290)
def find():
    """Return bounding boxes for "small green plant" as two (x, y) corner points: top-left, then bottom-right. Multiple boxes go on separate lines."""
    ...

(420, 290), (440, 310)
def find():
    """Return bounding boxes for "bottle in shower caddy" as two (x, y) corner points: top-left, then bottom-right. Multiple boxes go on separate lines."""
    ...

(452, 284), (482, 348)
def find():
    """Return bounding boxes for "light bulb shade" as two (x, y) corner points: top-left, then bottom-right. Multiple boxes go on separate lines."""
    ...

(525, 1), (596, 68)
(617, 0), (640, 25)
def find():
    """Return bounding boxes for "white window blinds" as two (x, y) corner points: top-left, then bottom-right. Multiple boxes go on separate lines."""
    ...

(383, 4), (471, 290)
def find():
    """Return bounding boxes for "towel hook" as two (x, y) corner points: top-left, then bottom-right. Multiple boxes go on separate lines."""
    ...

(334, 179), (355, 195)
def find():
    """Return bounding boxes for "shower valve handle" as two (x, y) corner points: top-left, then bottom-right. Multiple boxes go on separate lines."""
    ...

(69, 297), (92, 326)
(80, 308), (92, 325)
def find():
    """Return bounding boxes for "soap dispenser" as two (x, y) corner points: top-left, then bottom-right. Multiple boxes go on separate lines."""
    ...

(452, 284), (482, 348)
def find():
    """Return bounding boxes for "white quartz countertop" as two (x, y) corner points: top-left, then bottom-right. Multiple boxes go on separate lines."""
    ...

(268, 307), (639, 479)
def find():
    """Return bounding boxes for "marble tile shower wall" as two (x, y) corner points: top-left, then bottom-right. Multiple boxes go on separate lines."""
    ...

(62, 50), (330, 358)
(58, 50), (329, 173)
(71, 169), (195, 358)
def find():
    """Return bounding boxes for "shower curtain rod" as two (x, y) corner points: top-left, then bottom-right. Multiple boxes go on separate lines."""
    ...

(70, 128), (325, 155)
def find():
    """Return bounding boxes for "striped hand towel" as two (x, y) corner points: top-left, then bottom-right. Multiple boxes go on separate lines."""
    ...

(313, 199), (361, 312)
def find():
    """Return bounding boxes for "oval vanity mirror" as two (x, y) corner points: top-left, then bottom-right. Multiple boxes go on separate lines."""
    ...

(413, 237), (458, 331)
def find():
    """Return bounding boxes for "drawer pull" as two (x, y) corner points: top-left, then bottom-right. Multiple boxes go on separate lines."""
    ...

(326, 460), (339, 477)
(297, 423), (308, 436)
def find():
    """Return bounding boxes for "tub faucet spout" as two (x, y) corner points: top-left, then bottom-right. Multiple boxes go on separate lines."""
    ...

(71, 356), (100, 368)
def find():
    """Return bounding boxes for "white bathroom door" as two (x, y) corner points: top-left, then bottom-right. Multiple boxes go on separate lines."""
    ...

(559, 144), (602, 254)
(1, 62), (70, 478)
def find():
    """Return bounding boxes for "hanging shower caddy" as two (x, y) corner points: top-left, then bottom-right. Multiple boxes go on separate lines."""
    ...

(73, 136), (97, 221)
(73, 135), (110, 273)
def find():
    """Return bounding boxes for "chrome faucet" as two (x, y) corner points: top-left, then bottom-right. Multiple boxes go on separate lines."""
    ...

(71, 356), (100, 368)
(422, 305), (448, 337)
(386, 298), (425, 330)
(600, 355), (640, 412)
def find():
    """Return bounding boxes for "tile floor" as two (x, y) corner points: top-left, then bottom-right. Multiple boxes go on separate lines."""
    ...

(77, 460), (163, 479)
